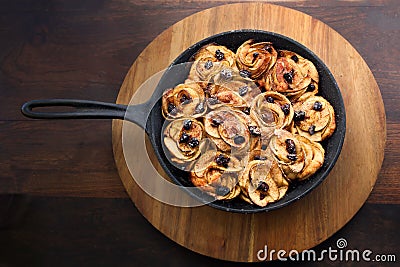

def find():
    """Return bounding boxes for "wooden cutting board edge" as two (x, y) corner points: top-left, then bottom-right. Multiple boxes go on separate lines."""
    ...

(112, 3), (386, 262)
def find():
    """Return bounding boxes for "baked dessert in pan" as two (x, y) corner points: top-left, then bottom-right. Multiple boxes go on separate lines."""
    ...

(162, 40), (336, 207)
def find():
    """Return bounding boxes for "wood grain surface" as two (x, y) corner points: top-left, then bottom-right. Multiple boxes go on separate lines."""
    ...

(0, 0), (397, 203)
(0, 0), (399, 266)
(112, 3), (385, 262)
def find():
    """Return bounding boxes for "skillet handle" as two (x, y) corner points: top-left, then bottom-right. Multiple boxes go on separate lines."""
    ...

(21, 99), (127, 119)
(21, 99), (150, 131)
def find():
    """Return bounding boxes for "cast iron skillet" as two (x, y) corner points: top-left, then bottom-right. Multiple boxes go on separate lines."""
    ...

(21, 29), (346, 213)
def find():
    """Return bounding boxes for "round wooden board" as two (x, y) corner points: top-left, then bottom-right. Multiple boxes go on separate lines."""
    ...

(112, 3), (386, 262)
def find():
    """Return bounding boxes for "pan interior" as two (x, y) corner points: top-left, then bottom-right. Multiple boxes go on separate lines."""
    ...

(147, 30), (346, 213)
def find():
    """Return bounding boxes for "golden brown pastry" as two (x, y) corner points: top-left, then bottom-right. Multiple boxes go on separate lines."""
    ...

(292, 96), (336, 142)
(250, 91), (293, 129)
(204, 108), (254, 152)
(269, 129), (305, 180)
(206, 83), (248, 110)
(236, 40), (277, 79)
(296, 136), (325, 180)
(160, 39), (337, 208)
(187, 44), (237, 83)
(210, 68), (261, 107)
(264, 50), (319, 99)
(190, 150), (242, 200)
(163, 118), (204, 164)
(162, 82), (206, 119)
(239, 159), (289, 207)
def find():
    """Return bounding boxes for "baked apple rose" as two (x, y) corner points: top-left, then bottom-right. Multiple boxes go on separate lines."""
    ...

(204, 108), (255, 152)
(160, 38), (337, 207)
(187, 44), (237, 83)
(270, 129), (306, 180)
(162, 82), (206, 119)
(291, 96), (336, 142)
(206, 83), (248, 110)
(239, 159), (288, 206)
(296, 136), (325, 180)
(264, 50), (319, 99)
(269, 129), (325, 180)
(163, 118), (204, 164)
(251, 91), (293, 129)
(236, 40), (277, 79)
(205, 67), (261, 112)
(190, 150), (242, 200)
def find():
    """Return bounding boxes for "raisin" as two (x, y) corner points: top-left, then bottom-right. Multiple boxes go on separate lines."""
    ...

(233, 135), (245, 145)
(215, 49), (225, 61)
(239, 86), (248, 96)
(167, 103), (177, 115)
(248, 126), (261, 136)
(266, 96), (274, 103)
(204, 60), (213, 70)
(307, 83), (316, 92)
(281, 104), (290, 115)
(287, 154), (297, 161)
(183, 119), (192, 130)
(313, 101), (323, 111)
(257, 182), (269, 192)
(188, 137), (199, 148)
(291, 55), (299, 63)
(253, 52), (259, 58)
(308, 125), (316, 135)
(211, 118), (222, 127)
(261, 144), (268, 150)
(264, 45), (273, 53)
(254, 155), (267, 161)
(180, 94), (192, 105)
(293, 110), (306, 121)
(283, 71), (294, 84)
(243, 107), (250, 115)
(215, 154), (230, 168)
(195, 102), (205, 114)
(215, 185), (230, 196)
(239, 69), (251, 78)
(220, 69), (233, 80)
(285, 139), (296, 154)
(208, 97), (219, 105)
(179, 132), (190, 143)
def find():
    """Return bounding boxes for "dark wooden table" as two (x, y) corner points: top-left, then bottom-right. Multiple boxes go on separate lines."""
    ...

(0, 1), (398, 266)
